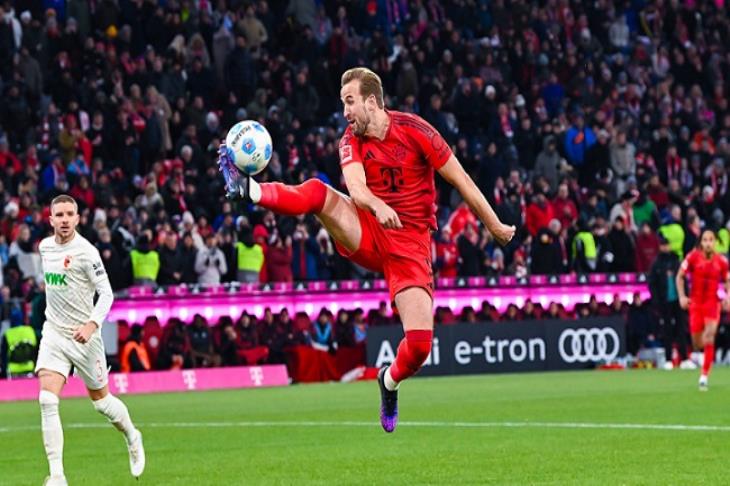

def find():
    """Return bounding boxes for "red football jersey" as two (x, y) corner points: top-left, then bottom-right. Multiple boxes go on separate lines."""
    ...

(339, 111), (452, 230)
(681, 249), (729, 303)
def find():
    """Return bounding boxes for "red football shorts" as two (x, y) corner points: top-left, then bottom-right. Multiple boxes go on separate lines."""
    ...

(689, 301), (721, 334)
(334, 206), (434, 304)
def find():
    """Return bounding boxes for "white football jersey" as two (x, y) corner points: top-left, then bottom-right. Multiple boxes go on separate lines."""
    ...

(39, 232), (114, 337)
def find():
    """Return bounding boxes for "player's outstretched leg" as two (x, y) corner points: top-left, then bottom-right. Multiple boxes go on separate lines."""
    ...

(39, 389), (67, 486)
(378, 288), (434, 433)
(92, 391), (146, 477)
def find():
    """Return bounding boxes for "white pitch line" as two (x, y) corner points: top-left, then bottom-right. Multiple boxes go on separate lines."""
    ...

(3, 420), (730, 433)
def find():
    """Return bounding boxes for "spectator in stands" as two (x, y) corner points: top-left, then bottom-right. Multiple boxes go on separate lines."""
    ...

(456, 223), (481, 277)
(334, 310), (354, 347)
(312, 309), (336, 352)
(533, 136), (565, 193)
(265, 233), (293, 283)
(564, 113), (596, 172)
(235, 227), (264, 283)
(353, 309), (368, 345)
(120, 325), (151, 373)
(610, 129), (637, 198)
(157, 232), (183, 286)
(291, 221), (321, 281)
(659, 205), (686, 260)
(158, 319), (191, 370)
(433, 226), (458, 278)
(8, 224), (41, 282)
(235, 312), (269, 365)
(179, 233), (199, 284)
(608, 218), (636, 273)
(188, 314), (221, 368)
(129, 234), (159, 286)
(573, 220), (597, 273)
(552, 184), (578, 231)
(525, 191), (554, 237)
(0, 309), (37, 378)
(531, 228), (563, 275)
(195, 233), (227, 285)
(635, 223), (660, 273)
(259, 308), (287, 364)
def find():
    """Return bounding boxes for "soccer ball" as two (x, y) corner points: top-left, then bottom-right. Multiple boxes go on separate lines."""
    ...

(225, 120), (273, 175)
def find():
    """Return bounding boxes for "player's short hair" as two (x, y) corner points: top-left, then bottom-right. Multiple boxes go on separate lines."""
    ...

(50, 194), (78, 214)
(341, 67), (384, 109)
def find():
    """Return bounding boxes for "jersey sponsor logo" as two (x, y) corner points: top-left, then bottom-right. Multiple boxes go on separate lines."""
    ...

(44, 272), (68, 286)
(380, 167), (405, 193)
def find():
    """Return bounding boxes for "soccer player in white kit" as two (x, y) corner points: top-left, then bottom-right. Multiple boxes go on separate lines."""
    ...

(35, 195), (145, 485)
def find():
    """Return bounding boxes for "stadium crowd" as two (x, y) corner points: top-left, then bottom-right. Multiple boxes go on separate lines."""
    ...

(0, 0), (729, 360)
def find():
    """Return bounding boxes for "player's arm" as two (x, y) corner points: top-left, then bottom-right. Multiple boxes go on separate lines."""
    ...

(73, 251), (115, 344)
(676, 261), (690, 310)
(342, 163), (402, 229)
(437, 155), (515, 246)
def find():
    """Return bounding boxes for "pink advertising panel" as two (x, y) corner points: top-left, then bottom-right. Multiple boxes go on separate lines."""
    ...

(0, 365), (290, 402)
(109, 283), (649, 325)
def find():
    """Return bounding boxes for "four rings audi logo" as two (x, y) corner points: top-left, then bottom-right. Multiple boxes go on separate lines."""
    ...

(558, 327), (620, 363)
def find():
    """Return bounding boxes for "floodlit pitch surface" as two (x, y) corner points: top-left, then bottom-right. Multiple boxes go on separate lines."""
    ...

(1, 369), (727, 485)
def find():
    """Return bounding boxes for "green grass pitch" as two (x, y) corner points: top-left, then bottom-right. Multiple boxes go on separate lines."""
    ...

(1, 369), (728, 485)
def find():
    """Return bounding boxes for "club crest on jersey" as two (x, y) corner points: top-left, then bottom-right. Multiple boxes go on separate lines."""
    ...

(392, 144), (407, 161)
(63, 255), (72, 268)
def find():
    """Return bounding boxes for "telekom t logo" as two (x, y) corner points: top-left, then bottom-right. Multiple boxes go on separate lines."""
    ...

(113, 374), (129, 394)
(182, 370), (197, 390)
(249, 367), (264, 386)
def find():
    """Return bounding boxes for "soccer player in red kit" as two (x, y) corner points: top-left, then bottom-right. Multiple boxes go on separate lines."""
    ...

(676, 229), (730, 391)
(218, 67), (515, 431)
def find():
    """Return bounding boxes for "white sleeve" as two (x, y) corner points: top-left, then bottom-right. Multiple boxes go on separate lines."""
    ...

(85, 246), (114, 328)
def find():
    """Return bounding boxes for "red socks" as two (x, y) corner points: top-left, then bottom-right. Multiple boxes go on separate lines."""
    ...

(702, 343), (715, 376)
(390, 330), (433, 383)
(259, 179), (328, 216)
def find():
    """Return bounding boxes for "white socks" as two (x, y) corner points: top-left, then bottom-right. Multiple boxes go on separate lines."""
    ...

(249, 178), (262, 203)
(93, 394), (136, 443)
(384, 367), (400, 391)
(39, 390), (64, 477)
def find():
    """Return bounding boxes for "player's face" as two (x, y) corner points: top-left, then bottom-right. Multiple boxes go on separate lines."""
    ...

(700, 230), (716, 255)
(340, 80), (371, 137)
(50, 202), (79, 240)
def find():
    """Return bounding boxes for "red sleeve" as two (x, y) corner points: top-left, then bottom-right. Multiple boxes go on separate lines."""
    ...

(339, 128), (362, 168)
(681, 251), (695, 273)
(721, 256), (729, 281)
(400, 113), (452, 169)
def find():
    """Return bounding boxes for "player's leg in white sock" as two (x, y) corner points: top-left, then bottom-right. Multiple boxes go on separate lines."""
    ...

(92, 394), (136, 442)
(39, 390), (64, 478)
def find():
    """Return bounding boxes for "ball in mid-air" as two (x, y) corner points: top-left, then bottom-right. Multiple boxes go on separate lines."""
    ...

(225, 120), (273, 176)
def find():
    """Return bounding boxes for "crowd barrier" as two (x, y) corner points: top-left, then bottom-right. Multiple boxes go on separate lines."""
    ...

(108, 274), (649, 325)
(0, 365), (290, 402)
(367, 317), (626, 376)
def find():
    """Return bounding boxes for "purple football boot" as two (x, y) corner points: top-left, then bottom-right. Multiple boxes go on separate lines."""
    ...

(377, 366), (398, 433)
